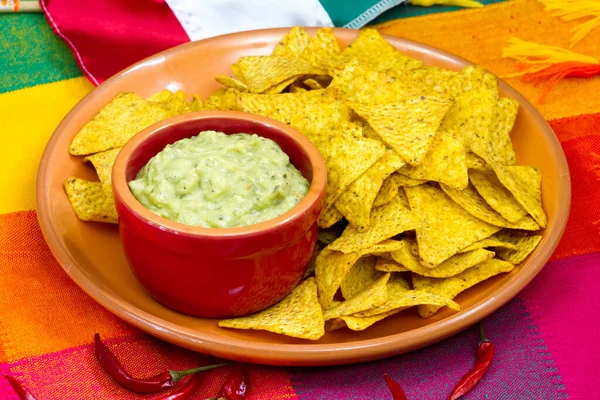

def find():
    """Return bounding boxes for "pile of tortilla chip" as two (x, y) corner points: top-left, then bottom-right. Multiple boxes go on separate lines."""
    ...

(65, 90), (202, 222)
(65, 27), (546, 340)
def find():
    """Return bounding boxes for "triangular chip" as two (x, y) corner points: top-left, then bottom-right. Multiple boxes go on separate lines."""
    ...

(318, 207), (344, 229)
(64, 177), (118, 224)
(155, 90), (190, 115)
(459, 235), (518, 253)
(300, 27), (347, 71)
(303, 78), (324, 90)
(203, 88), (227, 110)
(328, 194), (421, 254)
(84, 147), (121, 197)
(315, 248), (362, 309)
(146, 89), (174, 103)
(349, 97), (451, 165)
(325, 308), (403, 332)
(373, 175), (400, 208)
(405, 184), (500, 267)
(355, 290), (460, 318)
(469, 169), (528, 223)
(440, 183), (540, 231)
(466, 151), (487, 170)
(413, 258), (515, 318)
(263, 76), (298, 94)
(375, 257), (408, 272)
(495, 231), (543, 264)
(272, 26), (310, 58)
(324, 273), (390, 320)
(487, 97), (518, 165)
(493, 165), (547, 228)
(188, 95), (203, 112)
(218, 277), (324, 340)
(390, 173), (427, 188)
(340, 256), (385, 300)
(215, 75), (249, 92)
(334, 150), (405, 230)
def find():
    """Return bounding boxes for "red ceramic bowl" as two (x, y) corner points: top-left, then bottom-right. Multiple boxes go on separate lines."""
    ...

(111, 111), (327, 318)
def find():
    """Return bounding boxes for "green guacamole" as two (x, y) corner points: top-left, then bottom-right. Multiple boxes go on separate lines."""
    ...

(129, 131), (310, 228)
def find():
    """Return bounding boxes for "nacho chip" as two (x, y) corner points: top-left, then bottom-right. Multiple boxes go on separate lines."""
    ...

(373, 175), (399, 207)
(188, 95), (203, 112)
(84, 147), (121, 196)
(349, 97), (451, 166)
(318, 223), (346, 245)
(318, 207), (344, 229)
(158, 90), (190, 115)
(340, 256), (385, 299)
(203, 88), (227, 110)
(390, 173), (427, 188)
(218, 277), (324, 340)
(146, 89), (174, 103)
(487, 97), (518, 165)
(359, 239), (407, 257)
(315, 248), (362, 309)
(405, 184), (501, 267)
(440, 183), (540, 231)
(263, 76), (298, 94)
(300, 27), (347, 71)
(375, 257), (408, 272)
(272, 26), (310, 58)
(393, 246), (494, 278)
(303, 78), (324, 90)
(459, 235), (518, 253)
(493, 165), (547, 228)
(465, 152), (487, 170)
(469, 169), (528, 223)
(215, 75), (249, 92)
(234, 55), (324, 93)
(69, 92), (174, 155)
(325, 273), (390, 320)
(495, 231), (543, 264)
(64, 177), (118, 224)
(356, 290), (460, 318)
(289, 83), (307, 93)
(328, 194), (420, 254)
(334, 150), (404, 230)
(325, 307), (402, 332)
(413, 258), (515, 318)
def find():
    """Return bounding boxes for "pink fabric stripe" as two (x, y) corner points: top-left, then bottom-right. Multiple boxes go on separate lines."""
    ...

(520, 252), (600, 399)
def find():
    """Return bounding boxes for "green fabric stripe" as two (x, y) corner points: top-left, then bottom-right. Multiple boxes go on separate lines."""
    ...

(0, 13), (82, 94)
(320, 0), (399, 27)
(371, 0), (505, 24)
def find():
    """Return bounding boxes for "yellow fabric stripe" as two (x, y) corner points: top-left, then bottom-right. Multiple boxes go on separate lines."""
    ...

(0, 77), (93, 214)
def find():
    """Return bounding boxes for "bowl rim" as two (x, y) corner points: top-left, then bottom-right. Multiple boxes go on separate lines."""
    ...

(112, 110), (327, 238)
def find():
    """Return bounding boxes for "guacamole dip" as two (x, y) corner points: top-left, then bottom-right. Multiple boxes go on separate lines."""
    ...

(129, 131), (310, 228)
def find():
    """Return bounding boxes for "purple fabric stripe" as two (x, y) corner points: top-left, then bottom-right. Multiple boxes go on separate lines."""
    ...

(290, 298), (568, 399)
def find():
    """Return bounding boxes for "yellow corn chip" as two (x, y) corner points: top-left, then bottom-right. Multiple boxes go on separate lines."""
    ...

(375, 257), (408, 272)
(289, 83), (307, 93)
(328, 194), (421, 253)
(493, 165), (547, 228)
(324, 273), (390, 320)
(325, 308), (402, 332)
(469, 169), (528, 223)
(315, 248), (363, 309)
(218, 277), (324, 340)
(188, 95), (203, 112)
(203, 88), (227, 110)
(359, 239), (407, 256)
(373, 175), (399, 207)
(414, 258), (515, 318)
(69, 92), (174, 155)
(300, 27), (347, 71)
(215, 75), (249, 92)
(159, 90), (190, 115)
(290, 97), (354, 142)
(392, 246), (494, 278)
(272, 26), (310, 58)
(440, 183), (540, 231)
(459, 235), (518, 253)
(263, 76), (298, 94)
(340, 256), (385, 300)
(487, 97), (518, 165)
(318, 223), (345, 245)
(349, 97), (451, 166)
(334, 150), (405, 230)
(146, 89), (174, 103)
(303, 78), (324, 90)
(405, 184), (500, 267)
(390, 173), (427, 188)
(318, 207), (344, 229)
(495, 231), (543, 264)
(355, 290), (460, 318)
(235, 55), (325, 93)
(84, 147), (121, 197)
(64, 177), (118, 224)
(466, 152), (487, 170)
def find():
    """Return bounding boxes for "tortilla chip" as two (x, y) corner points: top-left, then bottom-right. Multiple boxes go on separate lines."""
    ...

(466, 152), (487, 170)
(84, 147), (121, 197)
(300, 27), (346, 71)
(495, 231), (543, 264)
(203, 88), (227, 110)
(459, 235), (518, 253)
(405, 184), (501, 267)
(289, 83), (307, 93)
(373, 175), (399, 208)
(375, 257), (408, 272)
(160, 90), (190, 114)
(188, 95), (203, 112)
(487, 97), (518, 165)
(318, 207), (344, 229)
(146, 89), (174, 103)
(69, 92), (174, 155)
(356, 289), (460, 318)
(328, 194), (421, 253)
(440, 183), (540, 231)
(272, 26), (310, 58)
(325, 273), (390, 320)
(359, 239), (407, 256)
(390, 173), (427, 188)
(315, 248), (363, 309)
(349, 97), (451, 166)
(393, 246), (494, 278)
(493, 165), (547, 228)
(318, 223), (346, 245)
(64, 177), (118, 223)
(413, 258), (515, 318)
(234, 55), (324, 93)
(469, 169), (528, 223)
(325, 307), (402, 332)
(218, 277), (324, 340)
(334, 150), (404, 230)
(263, 76), (298, 94)
(215, 75), (249, 92)
(340, 256), (385, 300)
(303, 78), (324, 90)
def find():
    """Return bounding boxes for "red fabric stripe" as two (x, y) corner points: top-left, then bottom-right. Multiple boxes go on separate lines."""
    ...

(40, 0), (190, 85)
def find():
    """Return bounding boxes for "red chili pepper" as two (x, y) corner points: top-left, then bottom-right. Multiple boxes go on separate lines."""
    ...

(94, 333), (228, 393)
(383, 374), (408, 400)
(157, 373), (203, 400)
(448, 324), (495, 400)
(209, 364), (250, 400)
(3, 375), (38, 400)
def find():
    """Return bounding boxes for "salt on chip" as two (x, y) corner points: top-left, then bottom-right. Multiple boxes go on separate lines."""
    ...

(328, 194), (420, 254)
(69, 92), (174, 155)
(334, 150), (404, 230)
(493, 165), (547, 228)
(218, 277), (324, 340)
(487, 97), (518, 165)
(375, 257), (408, 272)
(272, 26), (310, 58)
(349, 97), (451, 166)
(340, 256), (384, 300)
(373, 175), (399, 207)
(413, 258), (515, 318)
(84, 147), (121, 197)
(495, 231), (543, 264)
(324, 273), (390, 320)
(459, 235), (518, 253)
(390, 173), (427, 188)
(440, 183), (540, 231)
(315, 248), (362, 309)
(215, 75), (249, 92)
(64, 177), (118, 224)
(469, 169), (528, 223)
(405, 184), (500, 267)
(300, 27), (347, 71)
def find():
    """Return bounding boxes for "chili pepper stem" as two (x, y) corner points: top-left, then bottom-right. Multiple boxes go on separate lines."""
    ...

(169, 363), (230, 384)
(479, 323), (488, 343)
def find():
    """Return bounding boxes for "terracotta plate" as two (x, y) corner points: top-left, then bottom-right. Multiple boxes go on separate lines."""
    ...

(36, 28), (570, 367)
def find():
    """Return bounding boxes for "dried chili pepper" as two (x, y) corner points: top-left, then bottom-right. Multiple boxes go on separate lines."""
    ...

(214, 364), (250, 400)
(3, 375), (38, 400)
(448, 324), (495, 400)
(94, 333), (228, 393)
(383, 374), (408, 400)
(156, 372), (203, 400)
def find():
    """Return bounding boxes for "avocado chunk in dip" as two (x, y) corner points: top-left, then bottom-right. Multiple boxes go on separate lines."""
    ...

(129, 131), (310, 228)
